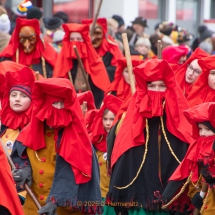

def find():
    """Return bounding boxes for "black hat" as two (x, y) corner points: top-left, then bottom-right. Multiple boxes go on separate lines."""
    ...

(43, 17), (63, 30)
(159, 21), (174, 36)
(198, 25), (214, 42)
(53, 11), (69, 23)
(112, 15), (124, 28)
(131, 17), (148, 28)
(27, 6), (43, 20)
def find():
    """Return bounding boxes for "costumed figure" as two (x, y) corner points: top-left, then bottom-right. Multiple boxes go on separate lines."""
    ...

(82, 18), (124, 82)
(105, 56), (143, 102)
(187, 55), (215, 107)
(12, 78), (102, 215)
(161, 102), (215, 215)
(106, 59), (194, 215)
(0, 18), (57, 78)
(53, 23), (110, 108)
(175, 47), (209, 97)
(88, 94), (122, 215)
(0, 67), (35, 204)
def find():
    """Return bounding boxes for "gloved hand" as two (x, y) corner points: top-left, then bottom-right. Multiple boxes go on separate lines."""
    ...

(192, 192), (203, 209)
(201, 167), (215, 185)
(37, 201), (57, 215)
(12, 166), (32, 187)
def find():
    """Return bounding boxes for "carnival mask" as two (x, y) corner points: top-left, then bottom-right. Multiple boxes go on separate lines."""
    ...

(92, 25), (103, 48)
(19, 26), (37, 54)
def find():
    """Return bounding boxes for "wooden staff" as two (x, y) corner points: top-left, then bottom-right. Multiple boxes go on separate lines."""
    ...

(157, 40), (162, 59)
(90, 0), (103, 37)
(121, 33), (136, 95)
(193, 182), (208, 215)
(82, 101), (88, 117)
(35, 71), (40, 81)
(0, 139), (42, 209)
(73, 45), (91, 91)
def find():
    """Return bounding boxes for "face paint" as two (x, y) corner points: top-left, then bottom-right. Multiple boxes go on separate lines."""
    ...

(92, 25), (103, 48)
(19, 26), (37, 54)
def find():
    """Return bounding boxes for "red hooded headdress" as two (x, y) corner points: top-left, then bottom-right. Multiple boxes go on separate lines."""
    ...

(0, 144), (24, 215)
(0, 67), (35, 130)
(111, 59), (194, 168)
(105, 56), (143, 101)
(175, 48), (209, 97)
(82, 18), (124, 67)
(90, 94), (122, 152)
(162, 46), (188, 65)
(77, 91), (96, 111)
(0, 18), (57, 67)
(187, 55), (215, 107)
(169, 102), (215, 182)
(17, 78), (92, 184)
(53, 23), (110, 92)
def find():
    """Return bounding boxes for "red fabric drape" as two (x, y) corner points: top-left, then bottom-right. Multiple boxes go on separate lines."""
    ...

(0, 144), (24, 215)
(111, 59), (195, 168)
(90, 95), (122, 152)
(0, 67), (35, 129)
(17, 78), (92, 184)
(82, 18), (124, 66)
(0, 18), (57, 68)
(187, 55), (215, 107)
(53, 23), (110, 92)
(105, 56), (143, 101)
(175, 48), (209, 97)
(169, 102), (215, 181)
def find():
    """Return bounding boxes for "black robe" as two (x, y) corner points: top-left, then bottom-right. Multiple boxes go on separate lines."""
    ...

(106, 115), (189, 212)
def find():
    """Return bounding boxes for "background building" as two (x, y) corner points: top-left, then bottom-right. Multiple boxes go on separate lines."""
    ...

(4, 0), (215, 35)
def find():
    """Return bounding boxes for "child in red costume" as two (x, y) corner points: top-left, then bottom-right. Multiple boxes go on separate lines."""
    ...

(88, 94), (122, 215)
(161, 102), (215, 215)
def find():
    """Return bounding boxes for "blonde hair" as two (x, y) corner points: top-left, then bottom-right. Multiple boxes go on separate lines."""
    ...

(135, 37), (151, 49)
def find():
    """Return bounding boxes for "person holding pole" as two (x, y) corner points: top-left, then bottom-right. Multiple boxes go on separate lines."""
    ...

(12, 78), (102, 215)
(106, 59), (194, 215)
(53, 23), (110, 108)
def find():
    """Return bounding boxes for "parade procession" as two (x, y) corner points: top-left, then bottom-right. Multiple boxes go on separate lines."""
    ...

(1, 0), (215, 214)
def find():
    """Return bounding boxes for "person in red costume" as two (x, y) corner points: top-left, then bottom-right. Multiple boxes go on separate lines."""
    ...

(82, 18), (124, 82)
(162, 46), (188, 65)
(0, 143), (24, 215)
(161, 102), (215, 215)
(53, 23), (110, 108)
(0, 18), (57, 78)
(0, 67), (35, 204)
(175, 47), (209, 98)
(187, 55), (215, 107)
(106, 59), (194, 215)
(88, 94), (122, 215)
(12, 78), (102, 215)
(105, 56), (143, 102)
